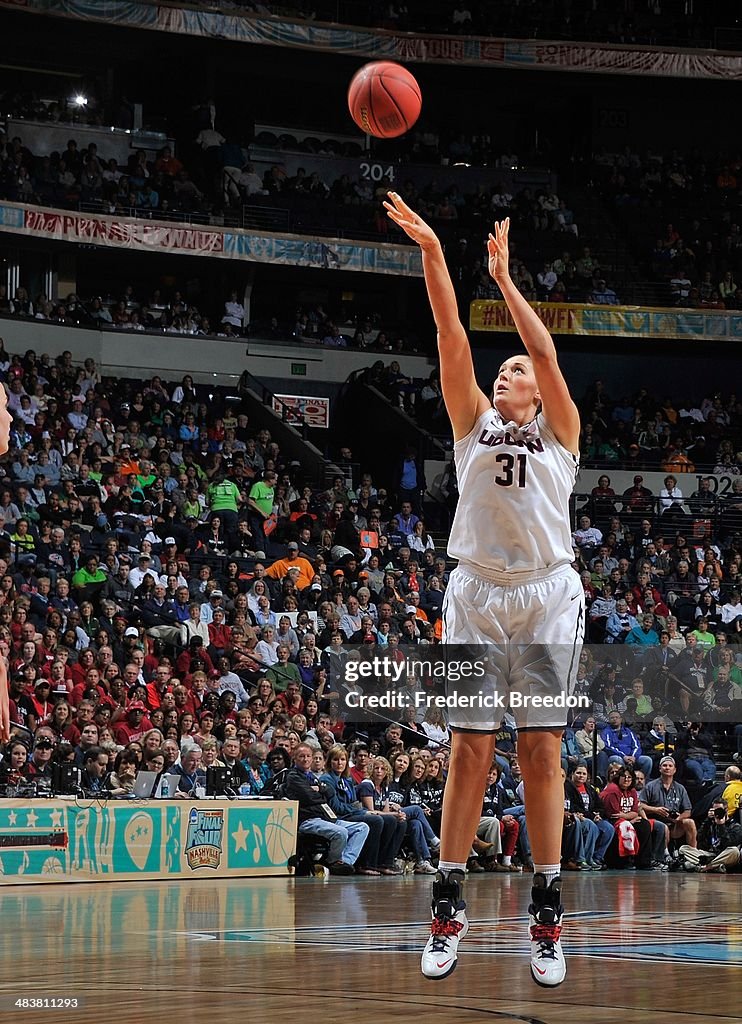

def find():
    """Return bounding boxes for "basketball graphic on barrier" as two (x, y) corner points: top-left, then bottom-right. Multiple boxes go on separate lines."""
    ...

(264, 807), (295, 865)
(42, 856), (65, 876)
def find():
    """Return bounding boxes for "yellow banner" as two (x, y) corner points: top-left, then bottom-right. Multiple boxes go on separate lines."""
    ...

(469, 300), (742, 341)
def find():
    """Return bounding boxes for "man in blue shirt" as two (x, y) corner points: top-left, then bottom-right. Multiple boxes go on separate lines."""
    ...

(396, 500), (420, 535)
(173, 746), (206, 797)
(602, 711), (653, 777)
(589, 280), (619, 305)
(398, 446), (426, 515)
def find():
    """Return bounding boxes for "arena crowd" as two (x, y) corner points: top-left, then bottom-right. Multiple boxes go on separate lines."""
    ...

(0, 336), (737, 876)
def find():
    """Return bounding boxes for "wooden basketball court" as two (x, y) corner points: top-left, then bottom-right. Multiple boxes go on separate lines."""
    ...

(1, 872), (739, 1023)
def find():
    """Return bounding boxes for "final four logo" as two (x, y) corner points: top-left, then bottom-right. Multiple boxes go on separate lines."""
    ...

(185, 808), (224, 870)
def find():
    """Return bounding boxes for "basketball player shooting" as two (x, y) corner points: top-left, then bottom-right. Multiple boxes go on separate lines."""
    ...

(384, 193), (584, 986)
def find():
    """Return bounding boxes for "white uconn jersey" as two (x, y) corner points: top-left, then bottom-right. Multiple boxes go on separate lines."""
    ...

(448, 408), (578, 574)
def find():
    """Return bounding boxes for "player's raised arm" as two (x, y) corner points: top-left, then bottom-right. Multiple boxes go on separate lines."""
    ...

(488, 218), (580, 453)
(384, 192), (489, 440)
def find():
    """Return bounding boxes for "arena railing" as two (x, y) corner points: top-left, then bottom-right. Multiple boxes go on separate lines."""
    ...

(570, 493), (742, 539)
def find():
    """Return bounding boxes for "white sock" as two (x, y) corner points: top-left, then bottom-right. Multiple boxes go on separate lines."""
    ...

(502, 855), (512, 866)
(534, 863), (561, 886)
(438, 860), (467, 875)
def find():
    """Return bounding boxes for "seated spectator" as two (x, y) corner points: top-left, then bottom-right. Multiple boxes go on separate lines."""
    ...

(626, 678), (654, 720)
(599, 767), (653, 869)
(473, 763), (516, 872)
(108, 750), (140, 796)
(574, 716), (609, 781)
(322, 325), (349, 348)
(639, 755), (697, 850)
(215, 736), (250, 789)
(561, 767), (611, 870)
(572, 514), (602, 558)
(641, 716), (675, 770)
(0, 738), (32, 790)
(625, 614), (660, 647)
(601, 711), (653, 778)
(588, 280), (619, 305)
(221, 291), (244, 333)
(265, 542), (315, 590)
(268, 652), (302, 696)
(238, 163), (266, 196)
(79, 746), (111, 795)
(605, 599), (638, 644)
(689, 617), (716, 650)
(675, 721), (716, 783)
(172, 744), (206, 797)
(285, 743), (370, 875)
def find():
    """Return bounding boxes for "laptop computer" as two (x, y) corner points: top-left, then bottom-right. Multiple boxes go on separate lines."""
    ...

(132, 770), (159, 800)
(155, 773), (180, 799)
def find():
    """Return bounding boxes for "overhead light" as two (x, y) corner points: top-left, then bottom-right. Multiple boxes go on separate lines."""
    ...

(72, 94), (88, 108)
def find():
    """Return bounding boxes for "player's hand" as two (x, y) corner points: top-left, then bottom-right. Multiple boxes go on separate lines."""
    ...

(383, 192), (440, 251)
(487, 218), (510, 283)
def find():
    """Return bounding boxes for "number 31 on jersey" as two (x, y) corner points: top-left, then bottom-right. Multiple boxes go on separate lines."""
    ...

(493, 452), (527, 488)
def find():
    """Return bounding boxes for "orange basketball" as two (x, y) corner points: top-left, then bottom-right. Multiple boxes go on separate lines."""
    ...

(347, 61), (422, 139)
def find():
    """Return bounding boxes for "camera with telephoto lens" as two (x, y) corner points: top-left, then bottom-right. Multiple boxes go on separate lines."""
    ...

(713, 806), (727, 820)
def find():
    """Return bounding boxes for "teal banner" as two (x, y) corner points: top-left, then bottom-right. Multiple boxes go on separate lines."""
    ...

(0, 799), (297, 884)
(222, 231), (422, 276)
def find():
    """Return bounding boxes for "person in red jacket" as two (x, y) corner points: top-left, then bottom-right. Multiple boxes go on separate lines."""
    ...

(113, 702), (152, 746)
(208, 607), (232, 659)
(599, 767), (652, 869)
(69, 666), (107, 708)
(69, 648), (96, 688)
(176, 639), (215, 678)
(630, 568), (663, 610)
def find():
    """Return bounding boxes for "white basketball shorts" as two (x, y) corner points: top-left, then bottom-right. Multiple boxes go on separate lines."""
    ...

(441, 561), (585, 731)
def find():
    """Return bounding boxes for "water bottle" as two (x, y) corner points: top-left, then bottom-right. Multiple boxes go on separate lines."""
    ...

(239, 783), (251, 797)
(161, 778), (170, 799)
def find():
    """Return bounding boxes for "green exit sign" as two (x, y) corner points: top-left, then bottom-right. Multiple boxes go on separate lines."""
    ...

(291, 363), (307, 376)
